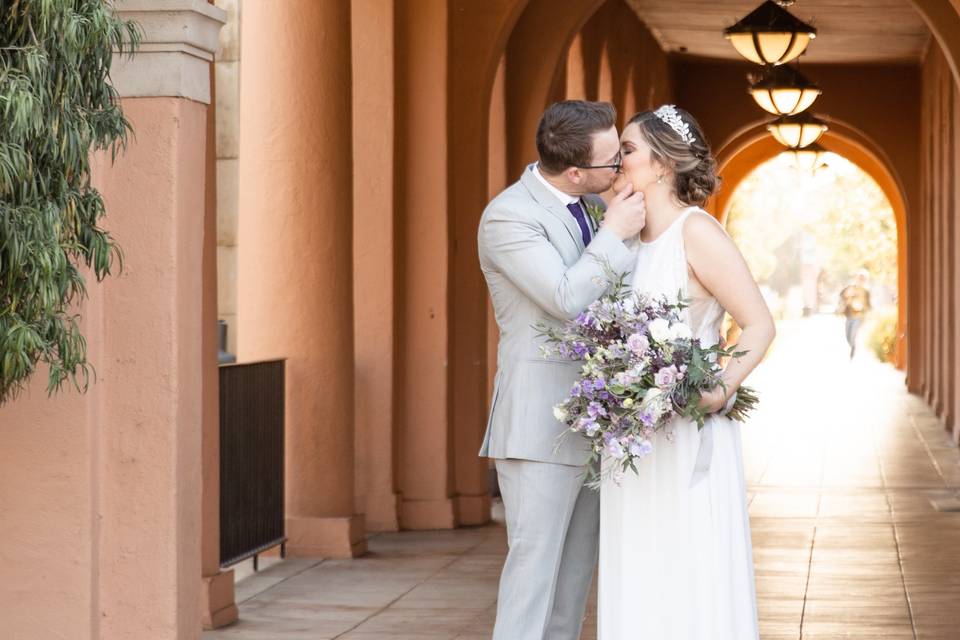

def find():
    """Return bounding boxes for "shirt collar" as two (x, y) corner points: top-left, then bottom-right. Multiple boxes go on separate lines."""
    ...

(532, 163), (580, 206)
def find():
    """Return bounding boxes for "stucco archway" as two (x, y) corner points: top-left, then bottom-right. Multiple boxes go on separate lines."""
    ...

(712, 121), (909, 368)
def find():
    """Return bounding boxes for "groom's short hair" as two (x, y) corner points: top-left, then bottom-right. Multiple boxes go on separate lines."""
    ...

(536, 101), (617, 175)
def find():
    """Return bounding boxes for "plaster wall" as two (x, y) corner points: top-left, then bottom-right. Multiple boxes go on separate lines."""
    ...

(0, 97), (209, 640)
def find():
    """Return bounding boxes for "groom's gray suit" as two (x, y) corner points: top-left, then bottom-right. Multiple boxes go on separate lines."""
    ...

(479, 164), (635, 640)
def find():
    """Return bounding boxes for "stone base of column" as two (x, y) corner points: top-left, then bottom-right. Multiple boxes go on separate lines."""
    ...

(455, 494), (492, 526)
(201, 570), (239, 629)
(400, 497), (457, 530)
(365, 491), (402, 532)
(286, 515), (367, 558)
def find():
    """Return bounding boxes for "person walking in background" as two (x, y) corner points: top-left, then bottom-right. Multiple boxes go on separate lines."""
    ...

(838, 269), (872, 359)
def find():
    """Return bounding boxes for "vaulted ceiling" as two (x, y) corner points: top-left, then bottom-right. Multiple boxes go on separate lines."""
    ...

(624, 0), (931, 64)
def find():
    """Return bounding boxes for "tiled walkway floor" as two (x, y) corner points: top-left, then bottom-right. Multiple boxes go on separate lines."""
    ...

(206, 316), (960, 639)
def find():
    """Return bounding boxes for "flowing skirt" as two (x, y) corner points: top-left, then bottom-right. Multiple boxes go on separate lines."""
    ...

(598, 415), (759, 639)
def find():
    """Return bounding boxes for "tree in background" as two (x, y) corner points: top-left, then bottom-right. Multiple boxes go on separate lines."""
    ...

(806, 167), (897, 295)
(0, 1), (139, 404)
(726, 152), (898, 308)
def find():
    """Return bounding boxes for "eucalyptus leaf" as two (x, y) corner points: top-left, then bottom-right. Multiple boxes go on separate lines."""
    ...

(0, 1), (139, 403)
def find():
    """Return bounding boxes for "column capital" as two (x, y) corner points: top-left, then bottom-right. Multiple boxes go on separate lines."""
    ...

(111, 0), (227, 104)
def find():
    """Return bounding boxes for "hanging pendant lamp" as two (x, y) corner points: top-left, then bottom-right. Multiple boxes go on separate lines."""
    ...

(725, 0), (817, 66)
(749, 65), (821, 116)
(767, 112), (828, 148)
(785, 142), (827, 171)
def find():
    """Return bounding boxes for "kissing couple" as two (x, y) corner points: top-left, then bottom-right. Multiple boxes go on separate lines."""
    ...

(478, 101), (776, 639)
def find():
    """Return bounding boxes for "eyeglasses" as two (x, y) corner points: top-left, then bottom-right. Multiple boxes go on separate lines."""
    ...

(575, 152), (622, 173)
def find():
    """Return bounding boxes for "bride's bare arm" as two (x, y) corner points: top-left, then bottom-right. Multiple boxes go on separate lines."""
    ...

(683, 213), (776, 410)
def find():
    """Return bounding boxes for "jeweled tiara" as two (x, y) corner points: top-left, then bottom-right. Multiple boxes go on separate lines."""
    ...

(653, 105), (696, 146)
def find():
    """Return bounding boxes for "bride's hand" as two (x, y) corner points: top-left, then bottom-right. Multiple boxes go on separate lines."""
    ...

(697, 386), (727, 414)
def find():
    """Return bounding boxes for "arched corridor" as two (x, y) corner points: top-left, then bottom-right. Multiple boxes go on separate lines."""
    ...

(4, 0), (960, 638)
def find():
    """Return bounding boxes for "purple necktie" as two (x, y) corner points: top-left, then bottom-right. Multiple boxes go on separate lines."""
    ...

(566, 201), (592, 247)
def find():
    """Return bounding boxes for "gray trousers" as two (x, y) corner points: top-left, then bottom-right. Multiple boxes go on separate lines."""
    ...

(492, 459), (599, 640)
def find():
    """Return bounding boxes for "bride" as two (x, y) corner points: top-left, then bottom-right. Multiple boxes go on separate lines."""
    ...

(598, 105), (776, 639)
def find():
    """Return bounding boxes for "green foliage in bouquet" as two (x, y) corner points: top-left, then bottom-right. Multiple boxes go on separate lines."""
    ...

(535, 264), (760, 485)
(0, 1), (139, 404)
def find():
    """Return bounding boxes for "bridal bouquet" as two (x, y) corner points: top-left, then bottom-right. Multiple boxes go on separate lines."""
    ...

(537, 270), (758, 485)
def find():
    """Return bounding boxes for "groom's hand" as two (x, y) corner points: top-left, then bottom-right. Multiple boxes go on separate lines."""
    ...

(602, 183), (646, 241)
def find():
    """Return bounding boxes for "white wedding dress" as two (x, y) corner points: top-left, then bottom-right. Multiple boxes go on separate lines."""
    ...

(598, 207), (759, 639)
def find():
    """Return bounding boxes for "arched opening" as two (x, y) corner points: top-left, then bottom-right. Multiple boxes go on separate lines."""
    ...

(713, 123), (909, 368)
(726, 150), (900, 364)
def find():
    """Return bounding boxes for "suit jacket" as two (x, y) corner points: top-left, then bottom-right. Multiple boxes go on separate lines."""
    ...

(478, 164), (636, 465)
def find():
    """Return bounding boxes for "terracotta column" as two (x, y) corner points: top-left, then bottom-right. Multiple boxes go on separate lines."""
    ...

(940, 72), (955, 426)
(449, 1), (539, 529)
(566, 34), (587, 100)
(201, 0), (238, 628)
(0, 2), (226, 638)
(395, 0), (456, 529)
(352, 0), (400, 532)
(237, 0), (364, 557)
(487, 54), (508, 404)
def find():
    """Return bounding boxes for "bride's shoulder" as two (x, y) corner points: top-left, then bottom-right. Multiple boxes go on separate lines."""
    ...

(681, 208), (729, 241)
(681, 208), (738, 264)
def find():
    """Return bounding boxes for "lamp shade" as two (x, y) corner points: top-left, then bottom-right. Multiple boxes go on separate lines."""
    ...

(786, 142), (827, 171)
(767, 112), (828, 148)
(725, 0), (817, 65)
(749, 65), (821, 115)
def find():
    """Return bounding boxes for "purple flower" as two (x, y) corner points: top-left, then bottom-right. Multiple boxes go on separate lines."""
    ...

(628, 439), (654, 458)
(570, 381), (583, 397)
(626, 333), (649, 355)
(582, 419), (600, 436)
(572, 342), (588, 358)
(655, 365), (679, 387)
(638, 409), (655, 427)
(587, 401), (607, 419)
(605, 440), (626, 459)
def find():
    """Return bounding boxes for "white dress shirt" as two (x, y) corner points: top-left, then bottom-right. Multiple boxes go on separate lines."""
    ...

(531, 164), (594, 239)
(532, 163), (580, 206)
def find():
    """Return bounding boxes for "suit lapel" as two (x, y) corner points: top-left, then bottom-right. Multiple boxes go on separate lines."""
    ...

(520, 164), (585, 253)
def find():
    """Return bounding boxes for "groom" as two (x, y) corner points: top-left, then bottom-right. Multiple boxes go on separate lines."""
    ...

(478, 101), (646, 640)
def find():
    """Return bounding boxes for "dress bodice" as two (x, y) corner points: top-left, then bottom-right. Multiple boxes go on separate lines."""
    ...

(631, 207), (725, 348)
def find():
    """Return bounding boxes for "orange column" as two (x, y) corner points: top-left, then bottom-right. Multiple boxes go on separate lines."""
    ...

(395, 0), (456, 529)
(953, 81), (960, 442)
(351, 0), (400, 532)
(487, 54), (508, 402)
(941, 72), (956, 427)
(237, 0), (364, 557)
(0, 3), (225, 638)
(566, 34), (587, 100)
(201, 21), (238, 628)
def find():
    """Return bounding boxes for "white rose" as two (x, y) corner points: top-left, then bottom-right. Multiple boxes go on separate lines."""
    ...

(553, 405), (568, 422)
(648, 318), (671, 342)
(669, 322), (692, 341)
(642, 387), (663, 406)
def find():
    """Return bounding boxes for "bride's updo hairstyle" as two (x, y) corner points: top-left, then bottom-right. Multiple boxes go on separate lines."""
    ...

(628, 106), (720, 207)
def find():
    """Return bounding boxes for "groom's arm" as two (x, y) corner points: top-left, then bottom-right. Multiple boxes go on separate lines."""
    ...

(479, 206), (634, 321)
